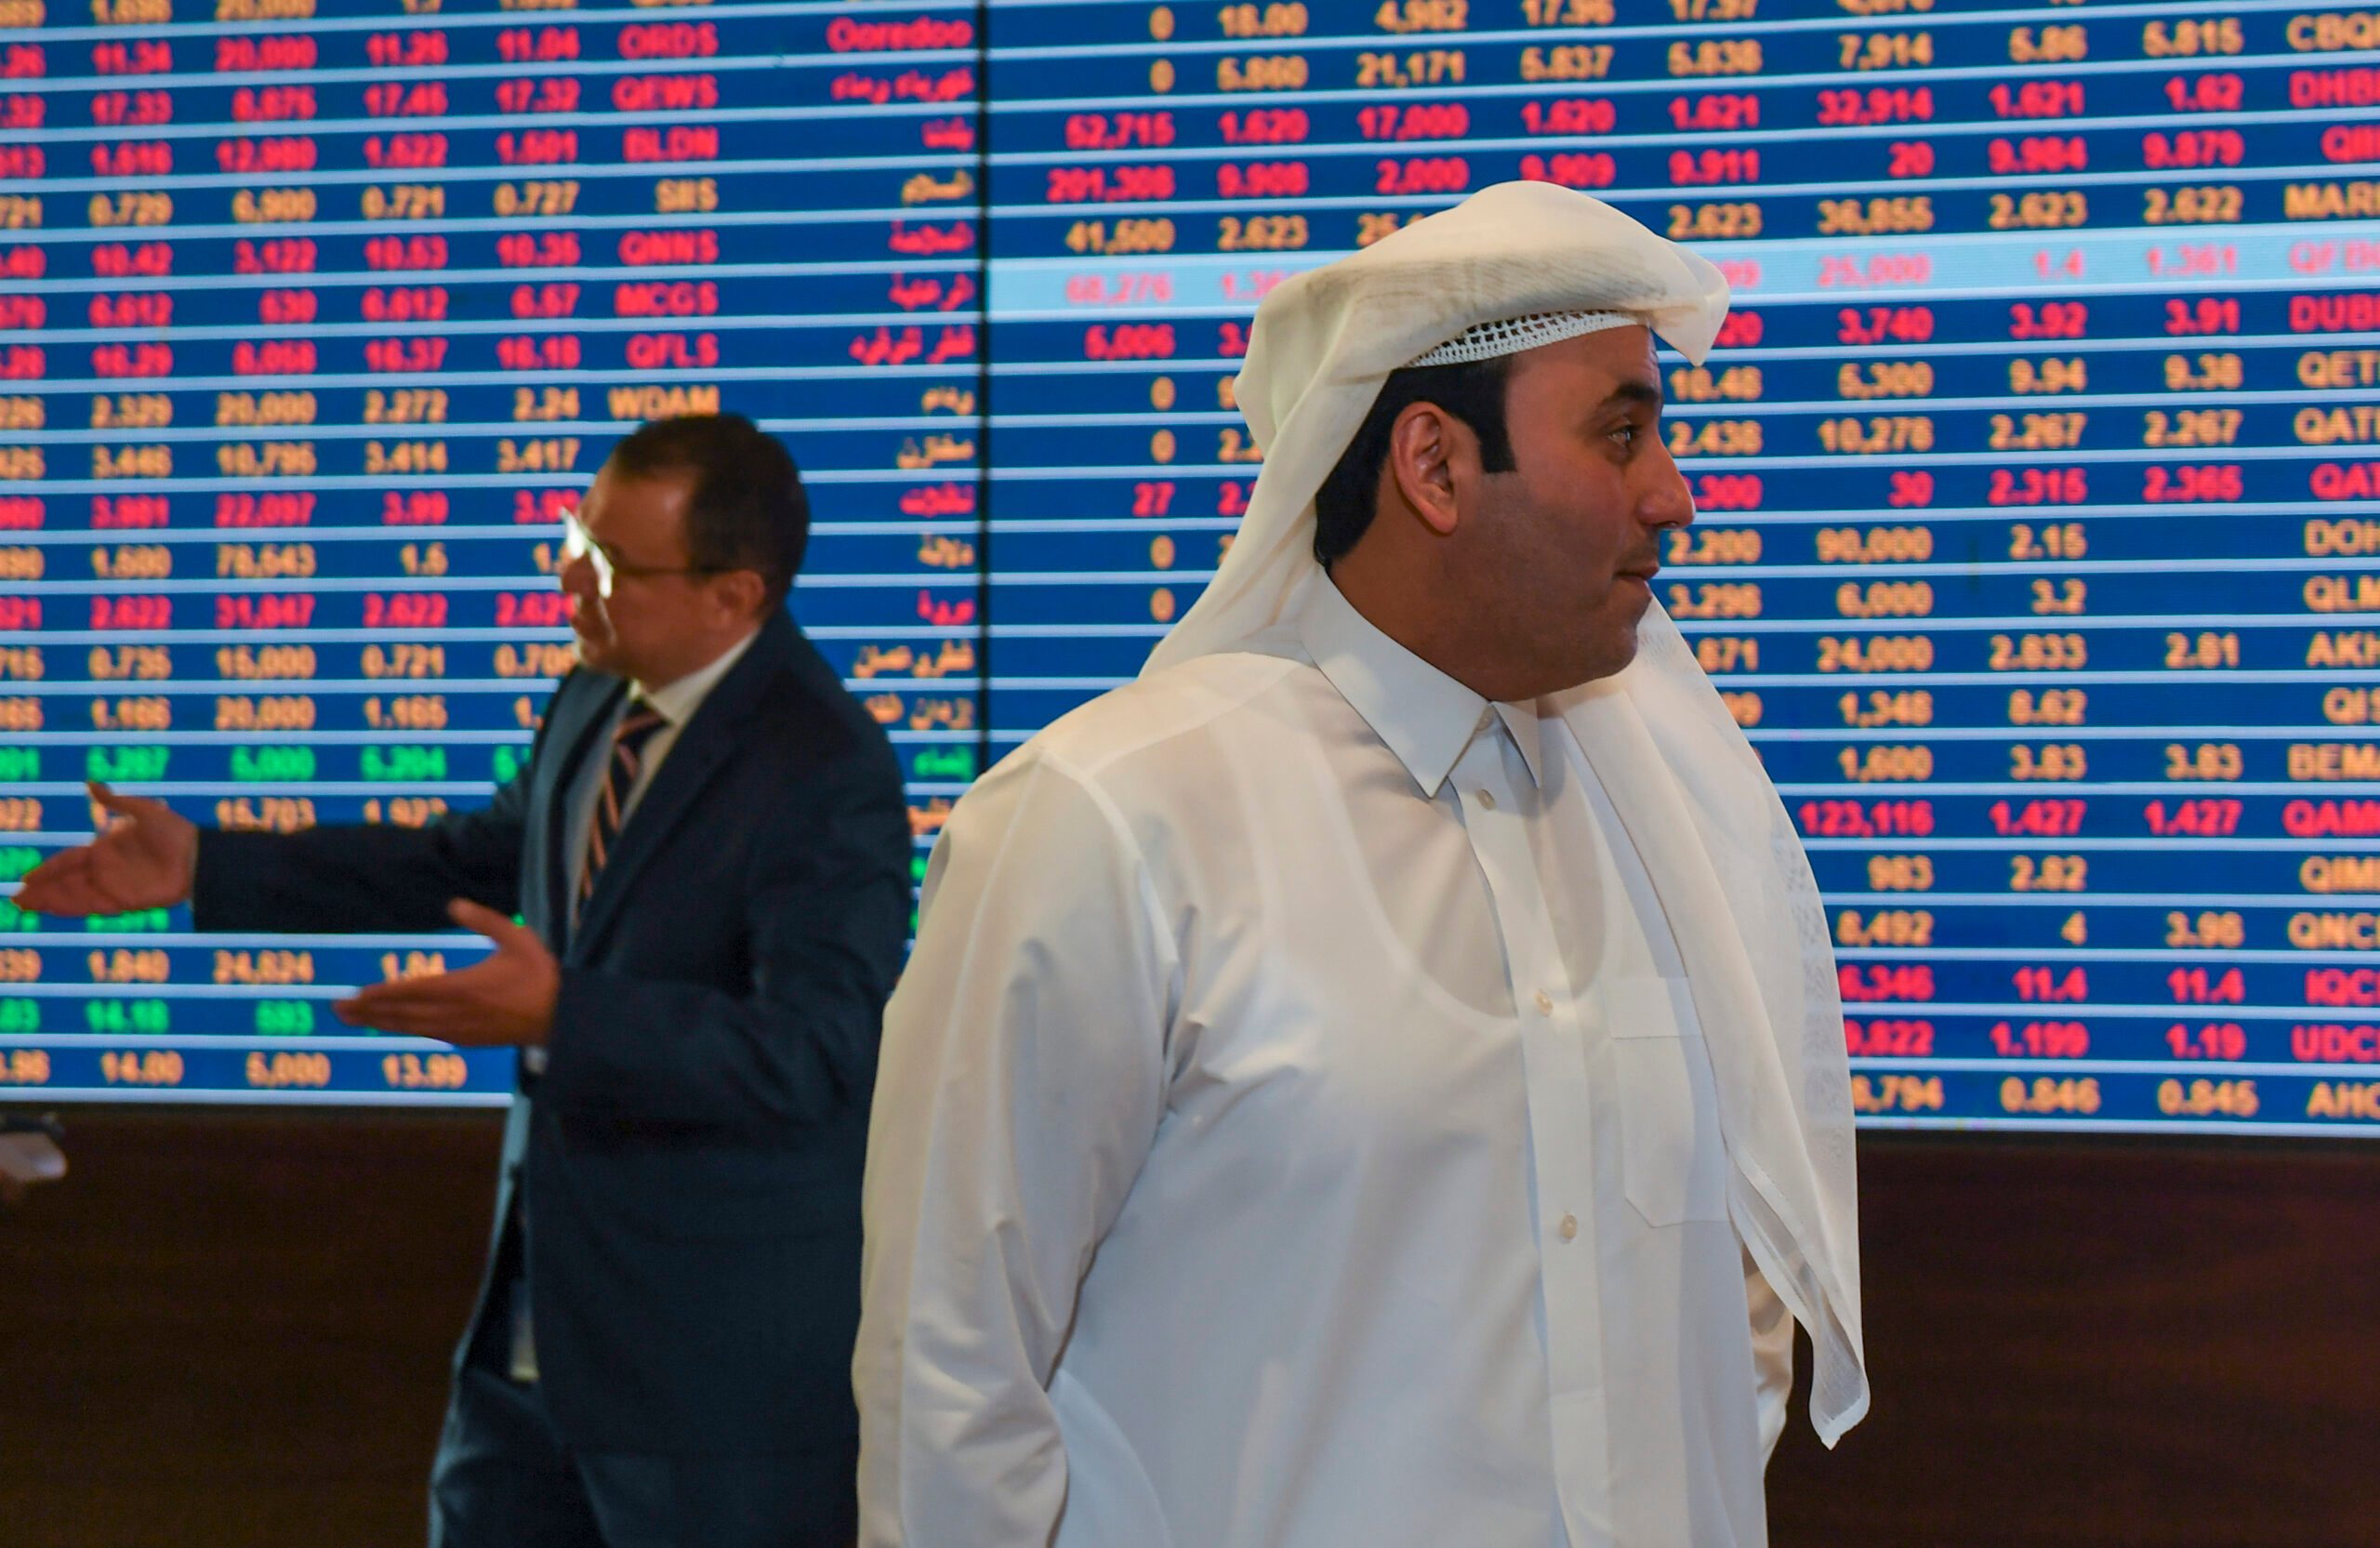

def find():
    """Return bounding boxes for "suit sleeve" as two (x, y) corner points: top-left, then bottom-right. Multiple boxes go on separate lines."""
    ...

(533, 743), (913, 1134)
(190, 763), (532, 934)
(853, 754), (1174, 1548)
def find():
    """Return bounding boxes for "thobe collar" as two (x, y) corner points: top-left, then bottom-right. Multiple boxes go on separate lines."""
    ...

(1295, 575), (1546, 797)
(629, 624), (760, 728)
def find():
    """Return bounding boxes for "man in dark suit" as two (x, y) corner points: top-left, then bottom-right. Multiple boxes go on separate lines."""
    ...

(18, 414), (914, 1547)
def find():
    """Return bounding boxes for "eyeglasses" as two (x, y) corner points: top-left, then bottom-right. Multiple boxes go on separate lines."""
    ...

(560, 512), (722, 599)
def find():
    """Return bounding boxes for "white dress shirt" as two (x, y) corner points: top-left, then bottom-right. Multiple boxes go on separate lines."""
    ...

(858, 577), (1793, 1548)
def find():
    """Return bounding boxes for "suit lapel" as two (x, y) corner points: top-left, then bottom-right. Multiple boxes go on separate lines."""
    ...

(565, 615), (795, 959)
(533, 672), (628, 946)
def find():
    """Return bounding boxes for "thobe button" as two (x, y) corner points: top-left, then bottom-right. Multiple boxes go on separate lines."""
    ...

(1534, 990), (1554, 1015)
(1474, 788), (1496, 811)
(1557, 1213), (1579, 1241)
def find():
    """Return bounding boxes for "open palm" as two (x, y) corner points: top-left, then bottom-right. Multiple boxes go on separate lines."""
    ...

(13, 782), (197, 917)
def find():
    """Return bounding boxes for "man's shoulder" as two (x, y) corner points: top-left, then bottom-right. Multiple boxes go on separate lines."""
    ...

(760, 669), (902, 778)
(689, 631), (902, 794)
(930, 649), (1318, 861)
(1010, 648), (1311, 787)
(923, 652), (1304, 878)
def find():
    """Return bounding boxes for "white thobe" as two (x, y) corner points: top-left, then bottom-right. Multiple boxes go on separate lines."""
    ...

(858, 576), (1795, 1548)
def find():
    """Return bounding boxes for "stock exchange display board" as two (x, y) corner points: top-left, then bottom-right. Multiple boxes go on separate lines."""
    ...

(0, 0), (2377, 1131)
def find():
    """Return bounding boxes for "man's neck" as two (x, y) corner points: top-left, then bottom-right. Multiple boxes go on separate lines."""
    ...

(632, 621), (763, 701)
(1325, 561), (1530, 705)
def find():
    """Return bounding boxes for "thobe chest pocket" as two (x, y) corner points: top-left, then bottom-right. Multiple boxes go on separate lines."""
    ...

(1606, 976), (1731, 1227)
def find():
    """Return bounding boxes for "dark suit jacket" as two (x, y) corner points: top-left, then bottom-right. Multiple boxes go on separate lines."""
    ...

(193, 610), (913, 1456)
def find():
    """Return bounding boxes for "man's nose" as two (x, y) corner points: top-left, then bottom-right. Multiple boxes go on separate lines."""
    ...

(1642, 462), (1696, 531)
(557, 549), (597, 596)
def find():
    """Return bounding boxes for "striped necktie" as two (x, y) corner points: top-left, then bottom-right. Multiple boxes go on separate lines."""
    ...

(576, 704), (668, 922)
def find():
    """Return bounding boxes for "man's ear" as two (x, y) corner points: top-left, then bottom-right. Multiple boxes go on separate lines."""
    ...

(713, 569), (770, 624)
(1386, 402), (1466, 537)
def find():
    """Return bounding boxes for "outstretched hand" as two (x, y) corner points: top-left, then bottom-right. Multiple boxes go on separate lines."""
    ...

(335, 898), (560, 1046)
(12, 782), (198, 918)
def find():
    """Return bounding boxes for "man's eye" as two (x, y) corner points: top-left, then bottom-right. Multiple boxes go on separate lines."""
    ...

(1607, 422), (1638, 448)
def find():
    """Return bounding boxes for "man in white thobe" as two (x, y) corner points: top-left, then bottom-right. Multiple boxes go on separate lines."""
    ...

(856, 183), (1868, 1548)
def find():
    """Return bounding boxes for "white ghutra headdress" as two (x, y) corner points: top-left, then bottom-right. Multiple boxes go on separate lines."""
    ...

(1406, 308), (1637, 366)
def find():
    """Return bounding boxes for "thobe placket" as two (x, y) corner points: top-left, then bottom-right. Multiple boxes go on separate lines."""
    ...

(1449, 721), (1615, 1548)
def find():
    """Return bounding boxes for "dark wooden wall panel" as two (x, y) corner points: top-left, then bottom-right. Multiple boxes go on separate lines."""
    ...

(4, 1114), (2374, 1548)
(1767, 1138), (2380, 1548)
(3, 1110), (504, 1548)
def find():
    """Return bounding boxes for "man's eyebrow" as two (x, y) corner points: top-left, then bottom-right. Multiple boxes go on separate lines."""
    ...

(579, 526), (646, 567)
(1600, 380), (1664, 413)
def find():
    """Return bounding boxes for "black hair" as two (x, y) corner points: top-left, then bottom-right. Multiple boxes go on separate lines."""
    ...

(608, 412), (809, 610)
(1310, 355), (1518, 568)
